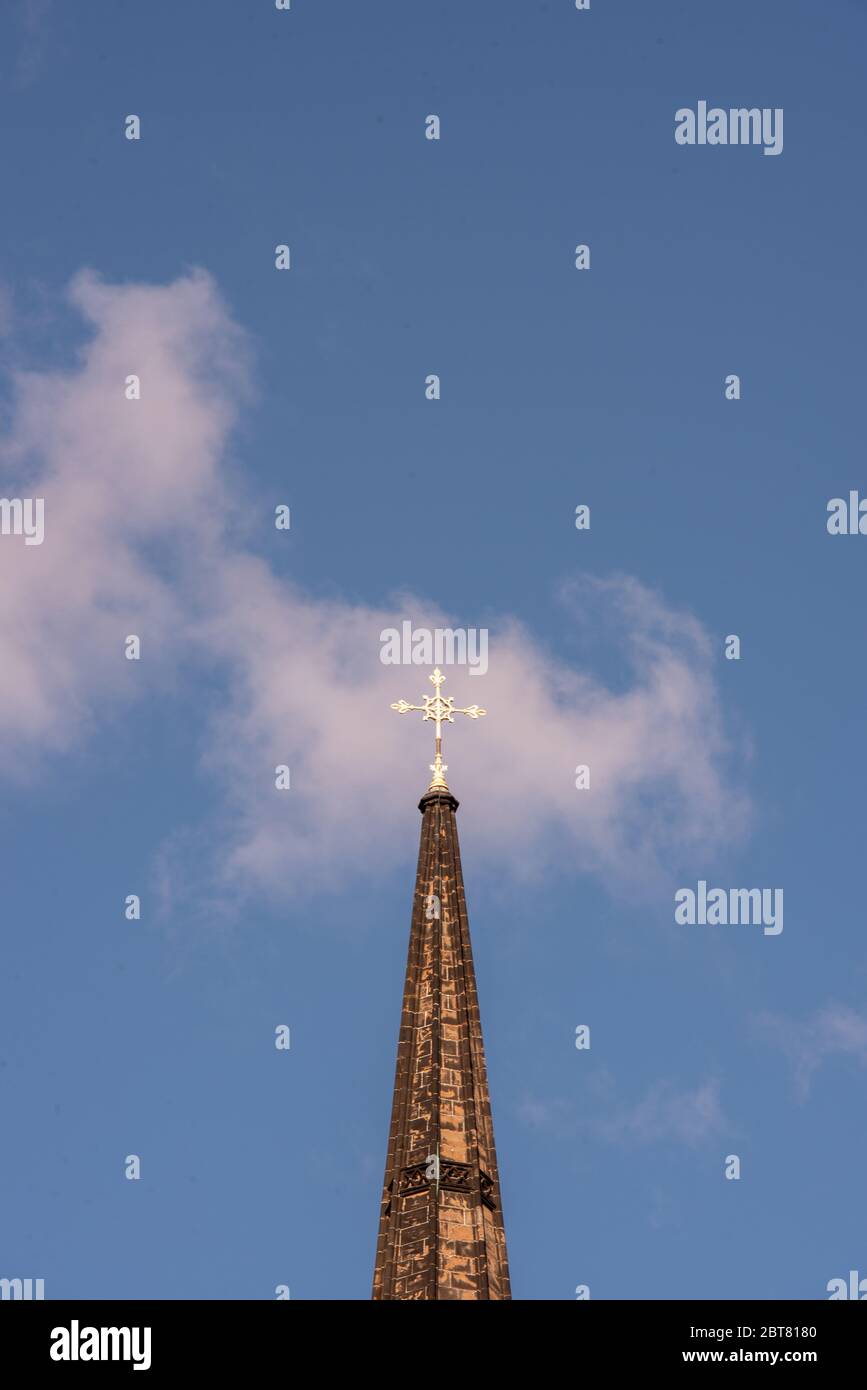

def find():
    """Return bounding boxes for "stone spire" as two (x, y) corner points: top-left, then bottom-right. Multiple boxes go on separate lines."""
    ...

(372, 676), (511, 1300)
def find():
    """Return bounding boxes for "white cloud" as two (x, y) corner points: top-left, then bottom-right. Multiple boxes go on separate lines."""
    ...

(0, 270), (748, 900)
(195, 565), (748, 899)
(0, 269), (246, 773)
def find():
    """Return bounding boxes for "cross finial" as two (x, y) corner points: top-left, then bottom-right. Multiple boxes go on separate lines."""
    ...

(390, 668), (486, 792)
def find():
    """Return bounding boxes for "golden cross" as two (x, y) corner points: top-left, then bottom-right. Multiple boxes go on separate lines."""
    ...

(391, 668), (486, 792)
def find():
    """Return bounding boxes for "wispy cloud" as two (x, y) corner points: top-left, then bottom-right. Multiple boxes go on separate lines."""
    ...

(13, 0), (54, 89)
(0, 283), (13, 338)
(0, 270), (749, 905)
(596, 1078), (726, 1146)
(757, 1004), (867, 1099)
(516, 1095), (576, 1139)
(518, 1077), (727, 1148)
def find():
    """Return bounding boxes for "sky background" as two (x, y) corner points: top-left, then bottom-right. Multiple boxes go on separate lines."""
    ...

(1, 0), (866, 1301)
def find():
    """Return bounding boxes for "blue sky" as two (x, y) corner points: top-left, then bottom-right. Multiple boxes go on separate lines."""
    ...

(1, 0), (866, 1300)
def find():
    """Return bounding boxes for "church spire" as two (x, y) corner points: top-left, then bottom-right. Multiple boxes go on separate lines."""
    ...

(372, 672), (511, 1300)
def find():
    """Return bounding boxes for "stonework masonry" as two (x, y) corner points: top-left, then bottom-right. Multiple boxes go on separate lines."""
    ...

(372, 786), (511, 1300)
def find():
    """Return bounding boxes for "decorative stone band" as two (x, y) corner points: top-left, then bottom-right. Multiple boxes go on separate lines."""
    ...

(479, 1171), (495, 1209)
(395, 1160), (497, 1210)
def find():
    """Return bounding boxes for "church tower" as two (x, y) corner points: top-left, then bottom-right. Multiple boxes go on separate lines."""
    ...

(372, 670), (511, 1300)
